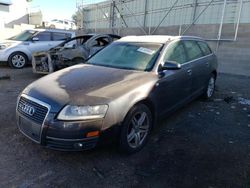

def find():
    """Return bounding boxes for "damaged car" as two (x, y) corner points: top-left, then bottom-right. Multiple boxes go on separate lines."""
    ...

(0, 29), (74, 69)
(32, 34), (120, 74)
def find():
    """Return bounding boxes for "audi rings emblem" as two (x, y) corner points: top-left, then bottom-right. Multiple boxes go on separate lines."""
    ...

(19, 103), (36, 116)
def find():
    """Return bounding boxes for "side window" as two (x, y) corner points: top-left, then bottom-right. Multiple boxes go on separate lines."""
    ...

(35, 32), (51, 41)
(163, 42), (187, 64)
(97, 37), (109, 46)
(91, 37), (109, 47)
(197, 41), (212, 56)
(183, 41), (203, 61)
(53, 33), (68, 41)
(66, 33), (72, 40)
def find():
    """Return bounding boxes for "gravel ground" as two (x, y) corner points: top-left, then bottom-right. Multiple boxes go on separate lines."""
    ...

(0, 65), (249, 188)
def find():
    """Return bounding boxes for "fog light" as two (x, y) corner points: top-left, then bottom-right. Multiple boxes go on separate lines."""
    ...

(78, 143), (83, 147)
(86, 131), (100, 138)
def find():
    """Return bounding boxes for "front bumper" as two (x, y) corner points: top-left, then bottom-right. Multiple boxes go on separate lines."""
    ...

(16, 95), (102, 151)
(45, 136), (98, 151)
(32, 52), (55, 74)
(0, 50), (8, 62)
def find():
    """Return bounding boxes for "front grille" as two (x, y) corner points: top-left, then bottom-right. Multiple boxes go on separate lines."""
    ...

(34, 54), (50, 72)
(34, 55), (45, 62)
(51, 54), (59, 60)
(17, 96), (48, 125)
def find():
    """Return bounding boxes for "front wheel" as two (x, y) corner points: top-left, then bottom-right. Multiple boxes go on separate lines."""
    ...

(49, 24), (56, 29)
(8, 52), (28, 69)
(203, 74), (216, 99)
(119, 104), (153, 154)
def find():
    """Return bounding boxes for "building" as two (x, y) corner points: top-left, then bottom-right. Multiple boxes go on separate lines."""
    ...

(0, 0), (29, 28)
(0, 0), (43, 40)
(79, 0), (250, 76)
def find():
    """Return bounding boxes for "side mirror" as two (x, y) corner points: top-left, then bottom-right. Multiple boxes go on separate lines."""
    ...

(32, 37), (39, 41)
(160, 61), (181, 71)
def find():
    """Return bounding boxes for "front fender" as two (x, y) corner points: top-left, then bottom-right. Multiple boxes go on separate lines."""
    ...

(6, 47), (32, 61)
(102, 81), (157, 130)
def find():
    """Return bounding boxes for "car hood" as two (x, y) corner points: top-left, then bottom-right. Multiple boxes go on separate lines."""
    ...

(23, 64), (157, 112)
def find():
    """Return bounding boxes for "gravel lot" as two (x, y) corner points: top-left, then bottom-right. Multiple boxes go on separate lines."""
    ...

(0, 65), (250, 188)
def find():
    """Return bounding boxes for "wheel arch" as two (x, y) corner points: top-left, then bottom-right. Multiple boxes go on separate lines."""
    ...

(8, 51), (31, 62)
(131, 98), (157, 128)
(212, 70), (217, 80)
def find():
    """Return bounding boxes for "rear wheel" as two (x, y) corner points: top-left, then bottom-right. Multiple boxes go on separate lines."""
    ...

(8, 52), (28, 69)
(119, 104), (153, 154)
(203, 74), (216, 99)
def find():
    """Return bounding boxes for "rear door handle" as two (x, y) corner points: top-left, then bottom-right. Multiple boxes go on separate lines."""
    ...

(187, 69), (192, 75)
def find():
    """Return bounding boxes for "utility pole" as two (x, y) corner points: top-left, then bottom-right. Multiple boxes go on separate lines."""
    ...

(76, 0), (84, 29)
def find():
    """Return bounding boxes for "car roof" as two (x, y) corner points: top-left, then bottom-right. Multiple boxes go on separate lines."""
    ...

(118, 35), (204, 44)
(27, 28), (75, 34)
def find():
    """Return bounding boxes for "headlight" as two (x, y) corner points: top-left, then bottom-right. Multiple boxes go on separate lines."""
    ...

(0, 43), (12, 50)
(57, 105), (108, 121)
(0, 45), (7, 50)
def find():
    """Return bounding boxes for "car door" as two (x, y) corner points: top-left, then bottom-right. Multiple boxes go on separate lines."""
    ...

(197, 40), (215, 84)
(27, 31), (53, 53)
(183, 40), (210, 95)
(155, 41), (193, 116)
(51, 32), (71, 47)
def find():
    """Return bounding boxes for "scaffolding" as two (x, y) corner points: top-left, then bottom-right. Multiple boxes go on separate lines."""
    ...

(78, 0), (249, 41)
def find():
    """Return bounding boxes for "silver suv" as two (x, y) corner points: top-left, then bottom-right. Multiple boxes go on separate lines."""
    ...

(0, 29), (75, 68)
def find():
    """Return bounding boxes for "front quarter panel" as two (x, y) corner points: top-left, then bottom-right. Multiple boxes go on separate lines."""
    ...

(102, 76), (158, 130)
(5, 45), (32, 61)
(211, 54), (218, 73)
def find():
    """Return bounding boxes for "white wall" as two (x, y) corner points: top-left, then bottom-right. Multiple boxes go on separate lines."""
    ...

(0, 0), (28, 28)
(0, 23), (35, 40)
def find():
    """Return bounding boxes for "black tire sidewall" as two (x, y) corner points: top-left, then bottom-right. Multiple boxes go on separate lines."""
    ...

(8, 52), (28, 69)
(119, 104), (153, 154)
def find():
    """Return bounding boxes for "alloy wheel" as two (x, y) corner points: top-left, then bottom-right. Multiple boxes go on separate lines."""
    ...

(11, 54), (26, 68)
(207, 76), (215, 98)
(127, 111), (150, 149)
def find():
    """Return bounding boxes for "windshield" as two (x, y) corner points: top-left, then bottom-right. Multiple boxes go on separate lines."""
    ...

(87, 42), (163, 71)
(8, 30), (37, 41)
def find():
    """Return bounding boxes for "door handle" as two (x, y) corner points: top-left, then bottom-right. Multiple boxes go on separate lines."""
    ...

(187, 69), (192, 75)
(206, 62), (209, 67)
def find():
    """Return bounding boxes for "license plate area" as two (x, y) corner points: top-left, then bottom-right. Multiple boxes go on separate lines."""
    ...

(18, 115), (42, 143)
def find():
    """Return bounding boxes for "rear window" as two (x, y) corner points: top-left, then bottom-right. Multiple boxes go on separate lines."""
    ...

(197, 41), (212, 56)
(183, 41), (203, 61)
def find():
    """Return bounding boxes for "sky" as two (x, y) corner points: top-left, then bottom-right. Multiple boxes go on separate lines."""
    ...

(30, 0), (104, 21)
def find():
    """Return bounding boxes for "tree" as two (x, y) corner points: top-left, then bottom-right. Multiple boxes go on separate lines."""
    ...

(72, 9), (83, 28)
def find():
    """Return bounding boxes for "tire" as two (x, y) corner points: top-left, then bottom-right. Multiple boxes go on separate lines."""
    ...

(119, 104), (153, 154)
(203, 74), (216, 99)
(49, 24), (56, 29)
(8, 52), (28, 69)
